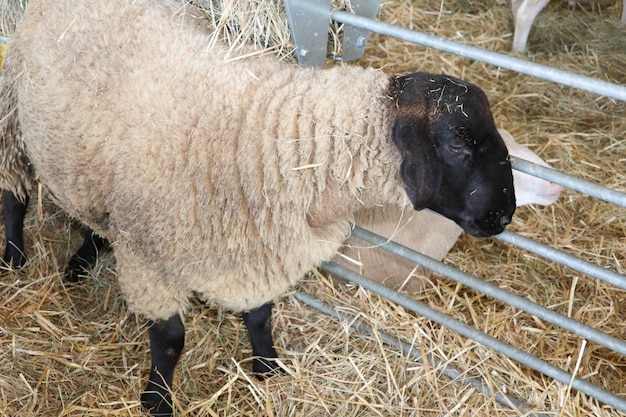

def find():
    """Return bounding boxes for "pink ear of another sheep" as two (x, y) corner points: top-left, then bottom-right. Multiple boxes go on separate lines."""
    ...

(499, 129), (563, 207)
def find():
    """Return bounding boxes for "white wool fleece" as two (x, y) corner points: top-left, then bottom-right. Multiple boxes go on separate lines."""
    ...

(5, 0), (409, 319)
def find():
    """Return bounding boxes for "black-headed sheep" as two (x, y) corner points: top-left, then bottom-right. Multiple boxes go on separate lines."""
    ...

(335, 129), (562, 292)
(0, 0), (516, 414)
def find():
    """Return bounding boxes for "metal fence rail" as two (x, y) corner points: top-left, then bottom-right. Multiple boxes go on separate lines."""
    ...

(510, 157), (626, 208)
(293, 290), (549, 416)
(351, 226), (626, 356)
(330, 10), (626, 102)
(288, 4), (625, 413)
(318, 234), (626, 413)
(313, 259), (626, 413)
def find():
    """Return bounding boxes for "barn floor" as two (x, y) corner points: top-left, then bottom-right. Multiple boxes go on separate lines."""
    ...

(1, 0), (625, 416)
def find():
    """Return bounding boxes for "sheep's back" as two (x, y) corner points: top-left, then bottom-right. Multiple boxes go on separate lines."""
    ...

(11, 0), (198, 224)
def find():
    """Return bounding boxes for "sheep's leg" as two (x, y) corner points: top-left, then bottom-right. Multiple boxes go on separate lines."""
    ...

(142, 314), (185, 417)
(65, 229), (108, 282)
(243, 302), (280, 377)
(511, 0), (550, 52)
(2, 190), (28, 269)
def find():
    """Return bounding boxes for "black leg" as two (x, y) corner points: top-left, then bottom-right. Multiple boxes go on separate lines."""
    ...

(242, 302), (280, 377)
(65, 229), (108, 282)
(2, 190), (28, 269)
(141, 314), (185, 417)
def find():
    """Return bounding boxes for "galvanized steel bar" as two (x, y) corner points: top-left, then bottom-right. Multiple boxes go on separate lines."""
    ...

(284, 0), (331, 66)
(349, 226), (626, 355)
(324, 5), (626, 413)
(340, 0), (381, 62)
(496, 230), (626, 289)
(293, 291), (545, 415)
(319, 261), (626, 413)
(511, 157), (626, 208)
(330, 10), (626, 102)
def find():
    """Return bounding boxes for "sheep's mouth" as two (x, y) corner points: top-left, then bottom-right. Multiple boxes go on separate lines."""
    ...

(463, 223), (506, 238)
(457, 215), (511, 238)
(427, 205), (514, 238)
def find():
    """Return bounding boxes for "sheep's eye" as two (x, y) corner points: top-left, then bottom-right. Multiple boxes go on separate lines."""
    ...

(445, 144), (467, 154)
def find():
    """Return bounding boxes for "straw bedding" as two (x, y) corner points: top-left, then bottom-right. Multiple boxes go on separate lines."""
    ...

(1, 0), (625, 416)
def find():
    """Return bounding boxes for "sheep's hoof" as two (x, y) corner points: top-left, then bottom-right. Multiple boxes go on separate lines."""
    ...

(64, 230), (108, 282)
(252, 357), (283, 380)
(64, 255), (93, 282)
(1, 252), (26, 273)
(141, 390), (174, 417)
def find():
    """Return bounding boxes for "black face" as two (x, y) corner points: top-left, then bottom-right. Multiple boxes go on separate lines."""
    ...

(390, 72), (515, 237)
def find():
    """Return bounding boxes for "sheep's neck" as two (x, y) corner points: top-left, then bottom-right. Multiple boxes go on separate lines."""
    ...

(258, 66), (407, 228)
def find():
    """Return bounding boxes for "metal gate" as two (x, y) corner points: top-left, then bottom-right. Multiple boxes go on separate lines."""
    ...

(284, 0), (626, 413)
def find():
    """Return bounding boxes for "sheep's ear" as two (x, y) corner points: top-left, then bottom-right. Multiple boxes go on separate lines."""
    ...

(392, 116), (442, 210)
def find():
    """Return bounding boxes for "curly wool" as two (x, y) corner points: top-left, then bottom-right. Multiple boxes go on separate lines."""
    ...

(0, 74), (31, 202)
(3, 0), (409, 319)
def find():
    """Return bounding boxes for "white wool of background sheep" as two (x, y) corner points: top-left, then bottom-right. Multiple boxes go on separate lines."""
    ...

(512, 0), (626, 51)
(335, 129), (563, 292)
(0, 71), (28, 202)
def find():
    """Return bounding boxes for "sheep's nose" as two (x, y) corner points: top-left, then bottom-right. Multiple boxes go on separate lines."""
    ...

(500, 214), (512, 227)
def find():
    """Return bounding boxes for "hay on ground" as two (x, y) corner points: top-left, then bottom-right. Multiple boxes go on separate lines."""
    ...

(1, 0), (625, 416)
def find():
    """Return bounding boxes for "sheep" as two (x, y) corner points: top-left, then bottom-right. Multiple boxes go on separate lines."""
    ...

(0, 0), (516, 414)
(512, 0), (626, 52)
(0, 50), (30, 269)
(1, 37), (32, 270)
(334, 129), (563, 292)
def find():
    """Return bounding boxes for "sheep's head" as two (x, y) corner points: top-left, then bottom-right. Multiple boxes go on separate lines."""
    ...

(390, 73), (516, 237)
